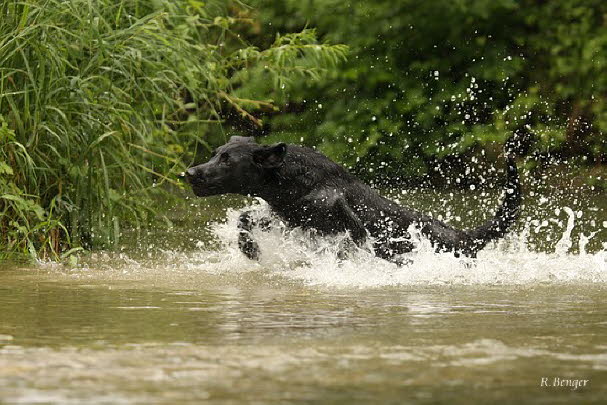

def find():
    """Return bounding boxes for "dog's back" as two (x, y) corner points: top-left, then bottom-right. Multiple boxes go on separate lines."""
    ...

(268, 143), (520, 258)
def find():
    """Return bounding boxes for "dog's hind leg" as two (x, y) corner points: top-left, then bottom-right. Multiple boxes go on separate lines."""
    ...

(302, 189), (368, 246)
(334, 197), (368, 246)
(237, 210), (272, 260)
(300, 189), (368, 260)
(329, 197), (367, 260)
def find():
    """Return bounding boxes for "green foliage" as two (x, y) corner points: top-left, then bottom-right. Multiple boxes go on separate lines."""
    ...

(248, 0), (607, 181)
(0, 118), (66, 260)
(5, 0), (603, 261)
(0, 0), (346, 260)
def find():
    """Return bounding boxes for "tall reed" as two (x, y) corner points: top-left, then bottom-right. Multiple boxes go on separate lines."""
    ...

(0, 0), (347, 261)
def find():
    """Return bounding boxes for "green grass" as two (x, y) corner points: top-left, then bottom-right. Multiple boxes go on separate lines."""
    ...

(0, 0), (347, 261)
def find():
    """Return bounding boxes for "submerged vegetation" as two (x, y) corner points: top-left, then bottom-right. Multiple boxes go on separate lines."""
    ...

(0, 0), (346, 260)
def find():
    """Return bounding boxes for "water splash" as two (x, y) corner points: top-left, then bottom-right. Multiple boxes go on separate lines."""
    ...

(554, 207), (576, 255)
(188, 202), (606, 288)
(64, 201), (607, 289)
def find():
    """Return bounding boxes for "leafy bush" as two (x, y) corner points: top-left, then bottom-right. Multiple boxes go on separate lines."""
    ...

(0, 0), (346, 260)
(247, 0), (607, 183)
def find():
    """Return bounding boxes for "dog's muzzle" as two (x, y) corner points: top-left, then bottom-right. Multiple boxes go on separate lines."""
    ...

(183, 167), (199, 184)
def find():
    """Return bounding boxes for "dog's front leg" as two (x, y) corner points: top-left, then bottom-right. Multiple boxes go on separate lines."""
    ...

(237, 210), (272, 260)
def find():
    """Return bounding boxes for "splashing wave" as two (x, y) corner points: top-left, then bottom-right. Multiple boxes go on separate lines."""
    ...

(66, 202), (607, 288)
(169, 202), (606, 288)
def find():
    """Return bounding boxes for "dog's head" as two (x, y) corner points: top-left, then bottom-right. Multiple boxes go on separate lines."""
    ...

(184, 136), (287, 197)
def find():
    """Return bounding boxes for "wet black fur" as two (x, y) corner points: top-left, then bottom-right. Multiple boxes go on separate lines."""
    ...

(185, 136), (521, 263)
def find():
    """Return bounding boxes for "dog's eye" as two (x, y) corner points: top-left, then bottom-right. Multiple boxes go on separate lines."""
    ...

(219, 152), (230, 163)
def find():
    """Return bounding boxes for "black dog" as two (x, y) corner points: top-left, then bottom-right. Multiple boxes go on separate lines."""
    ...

(185, 136), (520, 263)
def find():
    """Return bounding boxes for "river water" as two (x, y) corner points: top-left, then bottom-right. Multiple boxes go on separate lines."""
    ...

(1, 186), (606, 404)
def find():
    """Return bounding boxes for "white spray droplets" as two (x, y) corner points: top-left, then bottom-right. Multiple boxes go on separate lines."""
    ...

(197, 202), (606, 288)
(65, 201), (607, 289)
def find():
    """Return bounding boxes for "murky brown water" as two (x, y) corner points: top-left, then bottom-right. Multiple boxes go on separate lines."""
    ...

(1, 263), (606, 404)
(1, 186), (606, 404)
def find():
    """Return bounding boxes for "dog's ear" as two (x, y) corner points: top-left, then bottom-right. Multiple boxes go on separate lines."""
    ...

(229, 136), (255, 144)
(253, 143), (287, 168)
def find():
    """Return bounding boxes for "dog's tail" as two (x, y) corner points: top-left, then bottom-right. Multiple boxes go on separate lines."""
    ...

(463, 131), (524, 256)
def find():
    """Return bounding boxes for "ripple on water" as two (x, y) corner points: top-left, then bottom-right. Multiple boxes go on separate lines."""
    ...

(1, 340), (606, 404)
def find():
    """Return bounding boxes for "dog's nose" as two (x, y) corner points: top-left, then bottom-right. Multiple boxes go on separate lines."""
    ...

(183, 168), (197, 182)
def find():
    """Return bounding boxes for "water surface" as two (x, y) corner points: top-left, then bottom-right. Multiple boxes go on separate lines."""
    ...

(1, 187), (606, 404)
